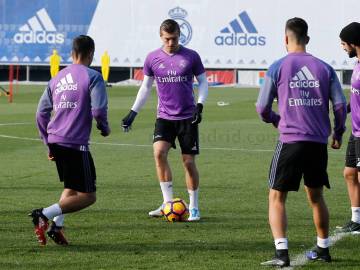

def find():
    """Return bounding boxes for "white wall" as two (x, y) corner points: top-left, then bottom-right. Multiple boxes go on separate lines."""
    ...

(88, 0), (360, 69)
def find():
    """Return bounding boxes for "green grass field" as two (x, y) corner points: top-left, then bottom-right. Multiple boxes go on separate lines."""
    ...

(0, 85), (359, 269)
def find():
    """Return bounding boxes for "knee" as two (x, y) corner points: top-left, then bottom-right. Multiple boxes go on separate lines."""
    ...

(307, 190), (323, 205)
(154, 149), (167, 162)
(269, 189), (287, 204)
(344, 168), (357, 182)
(182, 157), (195, 170)
(86, 192), (96, 205)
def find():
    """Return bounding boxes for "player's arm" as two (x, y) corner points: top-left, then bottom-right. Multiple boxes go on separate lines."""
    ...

(90, 72), (110, 137)
(192, 72), (208, 124)
(36, 85), (53, 145)
(36, 85), (55, 160)
(256, 67), (280, 127)
(121, 75), (154, 132)
(329, 68), (347, 149)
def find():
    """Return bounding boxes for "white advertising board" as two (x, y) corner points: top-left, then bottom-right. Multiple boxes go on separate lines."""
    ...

(88, 0), (360, 69)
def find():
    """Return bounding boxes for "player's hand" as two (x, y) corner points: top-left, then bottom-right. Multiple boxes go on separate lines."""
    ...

(191, 103), (203, 125)
(122, 110), (137, 132)
(48, 152), (55, 161)
(331, 138), (342, 149)
(96, 122), (111, 137)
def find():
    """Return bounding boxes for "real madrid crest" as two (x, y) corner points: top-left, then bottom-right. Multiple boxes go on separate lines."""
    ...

(168, 7), (192, 46)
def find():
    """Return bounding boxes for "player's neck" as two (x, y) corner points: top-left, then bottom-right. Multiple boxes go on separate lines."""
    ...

(162, 45), (181, 55)
(287, 45), (306, 54)
(72, 59), (91, 66)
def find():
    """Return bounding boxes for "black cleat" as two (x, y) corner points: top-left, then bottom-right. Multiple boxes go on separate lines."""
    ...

(47, 222), (69, 246)
(335, 221), (360, 234)
(261, 249), (290, 267)
(306, 246), (331, 262)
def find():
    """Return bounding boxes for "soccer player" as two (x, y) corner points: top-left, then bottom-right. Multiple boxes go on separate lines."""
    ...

(121, 19), (208, 221)
(30, 35), (110, 246)
(256, 18), (347, 267)
(336, 22), (360, 234)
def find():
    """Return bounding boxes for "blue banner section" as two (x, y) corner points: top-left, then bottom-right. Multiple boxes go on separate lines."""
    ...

(0, 0), (99, 64)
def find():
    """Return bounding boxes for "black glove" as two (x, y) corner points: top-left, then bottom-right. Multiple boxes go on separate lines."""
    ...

(347, 103), (351, 114)
(122, 110), (137, 132)
(96, 122), (111, 137)
(191, 103), (203, 125)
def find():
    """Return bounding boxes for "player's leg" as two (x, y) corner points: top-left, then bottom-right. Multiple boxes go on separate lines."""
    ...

(261, 142), (302, 267)
(29, 145), (97, 245)
(178, 120), (200, 221)
(305, 186), (331, 262)
(58, 190), (96, 212)
(149, 141), (173, 217)
(268, 189), (288, 240)
(182, 154), (200, 221)
(303, 142), (331, 262)
(149, 119), (177, 217)
(47, 189), (75, 246)
(337, 134), (360, 233)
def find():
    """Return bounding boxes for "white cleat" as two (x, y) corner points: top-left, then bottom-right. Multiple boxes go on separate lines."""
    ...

(148, 204), (164, 217)
(188, 208), (200, 221)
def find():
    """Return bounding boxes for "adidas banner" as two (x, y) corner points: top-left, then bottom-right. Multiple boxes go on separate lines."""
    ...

(0, 0), (98, 65)
(0, 0), (359, 69)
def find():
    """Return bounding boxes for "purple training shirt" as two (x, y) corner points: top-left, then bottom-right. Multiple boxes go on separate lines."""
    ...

(36, 64), (109, 150)
(256, 52), (346, 144)
(143, 46), (205, 120)
(350, 62), (360, 137)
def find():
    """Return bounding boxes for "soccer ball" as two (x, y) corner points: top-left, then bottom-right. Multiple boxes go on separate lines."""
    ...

(162, 198), (189, 222)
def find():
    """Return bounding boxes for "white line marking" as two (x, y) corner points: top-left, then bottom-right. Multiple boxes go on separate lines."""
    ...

(0, 122), (32, 126)
(0, 134), (348, 155)
(0, 134), (274, 152)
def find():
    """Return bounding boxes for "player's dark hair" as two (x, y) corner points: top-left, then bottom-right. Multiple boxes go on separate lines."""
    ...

(160, 19), (180, 36)
(72, 35), (95, 60)
(340, 22), (360, 46)
(285, 17), (309, 45)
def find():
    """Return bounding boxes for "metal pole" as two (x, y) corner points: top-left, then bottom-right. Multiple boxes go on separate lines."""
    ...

(26, 65), (30, 82)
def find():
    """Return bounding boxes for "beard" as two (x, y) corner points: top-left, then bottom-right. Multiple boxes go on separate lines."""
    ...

(348, 48), (357, 58)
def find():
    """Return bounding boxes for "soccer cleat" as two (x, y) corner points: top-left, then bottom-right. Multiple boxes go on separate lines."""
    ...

(148, 204), (165, 217)
(29, 208), (49, 246)
(47, 223), (69, 246)
(306, 246), (331, 262)
(335, 221), (360, 234)
(261, 249), (290, 267)
(188, 208), (201, 222)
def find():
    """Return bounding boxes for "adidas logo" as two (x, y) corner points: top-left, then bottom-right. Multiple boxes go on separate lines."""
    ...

(215, 11), (266, 46)
(13, 8), (64, 44)
(55, 73), (78, 94)
(289, 66), (320, 89)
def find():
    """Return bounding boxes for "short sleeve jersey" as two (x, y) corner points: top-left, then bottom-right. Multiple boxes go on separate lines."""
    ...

(143, 46), (205, 120)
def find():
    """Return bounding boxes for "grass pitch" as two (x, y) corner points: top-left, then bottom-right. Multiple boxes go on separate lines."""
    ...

(0, 85), (359, 269)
